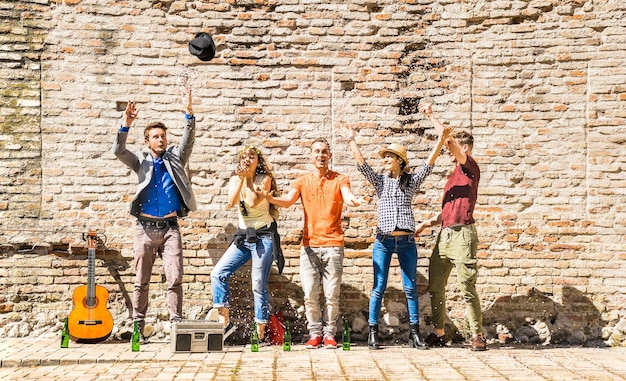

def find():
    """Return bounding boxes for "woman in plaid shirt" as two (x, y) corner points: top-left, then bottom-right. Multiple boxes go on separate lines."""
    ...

(343, 122), (453, 350)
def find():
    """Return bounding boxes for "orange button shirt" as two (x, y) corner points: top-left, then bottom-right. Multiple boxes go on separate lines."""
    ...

(293, 171), (349, 247)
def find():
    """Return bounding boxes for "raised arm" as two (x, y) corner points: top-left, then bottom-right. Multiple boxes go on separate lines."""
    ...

(420, 103), (466, 165)
(113, 100), (140, 170)
(425, 124), (455, 166)
(184, 88), (193, 117)
(419, 102), (443, 136)
(445, 133), (468, 165)
(122, 100), (139, 128)
(340, 122), (365, 166)
(178, 88), (196, 164)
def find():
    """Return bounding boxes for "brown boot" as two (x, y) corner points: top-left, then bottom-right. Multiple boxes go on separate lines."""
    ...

(218, 307), (236, 339)
(257, 323), (266, 341)
(471, 334), (487, 351)
(217, 307), (230, 327)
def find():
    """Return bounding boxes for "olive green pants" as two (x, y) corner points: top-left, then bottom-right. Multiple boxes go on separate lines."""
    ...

(428, 224), (483, 335)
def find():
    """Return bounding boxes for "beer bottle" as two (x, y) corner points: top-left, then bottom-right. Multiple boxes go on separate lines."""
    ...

(131, 321), (140, 352)
(60, 318), (70, 348)
(342, 319), (350, 351)
(251, 322), (259, 352)
(282, 320), (291, 351)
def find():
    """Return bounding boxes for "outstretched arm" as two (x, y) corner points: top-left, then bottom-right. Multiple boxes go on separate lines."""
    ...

(340, 185), (367, 207)
(257, 187), (300, 208)
(415, 213), (442, 236)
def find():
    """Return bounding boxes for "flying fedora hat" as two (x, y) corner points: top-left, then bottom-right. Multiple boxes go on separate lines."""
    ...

(379, 143), (409, 169)
(188, 32), (216, 62)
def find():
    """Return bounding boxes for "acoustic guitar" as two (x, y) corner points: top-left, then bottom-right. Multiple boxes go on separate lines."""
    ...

(68, 230), (114, 342)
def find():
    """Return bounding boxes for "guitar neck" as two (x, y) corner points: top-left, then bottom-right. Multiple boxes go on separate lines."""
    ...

(86, 247), (97, 307)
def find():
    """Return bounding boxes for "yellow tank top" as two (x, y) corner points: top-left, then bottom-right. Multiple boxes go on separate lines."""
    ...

(238, 197), (274, 230)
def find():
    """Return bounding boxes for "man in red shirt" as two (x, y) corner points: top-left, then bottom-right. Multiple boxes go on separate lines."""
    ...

(415, 103), (486, 351)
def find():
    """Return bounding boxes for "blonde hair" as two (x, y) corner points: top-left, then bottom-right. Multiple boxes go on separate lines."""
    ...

(237, 146), (280, 220)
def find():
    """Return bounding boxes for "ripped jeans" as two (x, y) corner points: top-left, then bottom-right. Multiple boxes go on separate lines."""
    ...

(211, 235), (273, 324)
(428, 224), (483, 334)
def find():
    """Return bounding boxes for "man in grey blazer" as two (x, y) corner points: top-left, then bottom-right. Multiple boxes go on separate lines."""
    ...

(113, 91), (197, 340)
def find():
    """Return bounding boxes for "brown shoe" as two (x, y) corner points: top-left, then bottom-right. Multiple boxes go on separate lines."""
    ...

(257, 323), (266, 341)
(471, 335), (487, 351)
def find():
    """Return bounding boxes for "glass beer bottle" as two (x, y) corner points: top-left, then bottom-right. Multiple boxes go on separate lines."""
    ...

(131, 321), (140, 352)
(251, 322), (259, 352)
(61, 318), (70, 348)
(283, 321), (291, 351)
(342, 319), (350, 351)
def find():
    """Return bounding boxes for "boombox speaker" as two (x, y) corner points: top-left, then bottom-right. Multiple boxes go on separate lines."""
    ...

(171, 319), (224, 353)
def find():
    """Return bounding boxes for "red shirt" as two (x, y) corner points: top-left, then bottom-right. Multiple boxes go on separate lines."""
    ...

(441, 155), (480, 228)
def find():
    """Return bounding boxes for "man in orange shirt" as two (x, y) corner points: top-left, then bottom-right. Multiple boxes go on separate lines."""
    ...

(262, 138), (364, 349)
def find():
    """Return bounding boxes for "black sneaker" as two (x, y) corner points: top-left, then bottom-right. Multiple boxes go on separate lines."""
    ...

(425, 333), (447, 347)
(223, 322), (236, 340)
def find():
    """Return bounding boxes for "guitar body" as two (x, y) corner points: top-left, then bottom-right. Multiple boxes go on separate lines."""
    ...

(67, 231), (114, 343)
(68, 284), (114, 343)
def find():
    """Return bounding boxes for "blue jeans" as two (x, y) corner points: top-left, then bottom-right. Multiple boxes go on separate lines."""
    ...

(210, 235), (273, 324)
(369, 234), (420, 325)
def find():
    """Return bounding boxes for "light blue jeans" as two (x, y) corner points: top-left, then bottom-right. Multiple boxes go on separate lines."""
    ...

(369, 234), (420, 325)
(211, 235), (273, 324)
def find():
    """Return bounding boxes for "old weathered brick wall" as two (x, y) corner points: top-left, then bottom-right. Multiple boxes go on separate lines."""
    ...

(1, 0), (624, 343)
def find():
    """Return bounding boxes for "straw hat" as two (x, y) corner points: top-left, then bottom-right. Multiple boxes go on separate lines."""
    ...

(379, 143), (409, 168)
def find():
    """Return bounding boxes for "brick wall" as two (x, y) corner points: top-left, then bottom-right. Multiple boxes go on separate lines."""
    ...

(0, 0), (624, 343)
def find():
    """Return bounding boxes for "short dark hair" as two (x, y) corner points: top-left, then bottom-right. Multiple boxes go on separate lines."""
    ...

(144, 121), (167, 140)
(453, 129), (473, 149)
(311, 138), (331, 152)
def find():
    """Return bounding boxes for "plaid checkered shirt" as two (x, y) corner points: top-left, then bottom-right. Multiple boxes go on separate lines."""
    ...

(357, 161), (433, 235)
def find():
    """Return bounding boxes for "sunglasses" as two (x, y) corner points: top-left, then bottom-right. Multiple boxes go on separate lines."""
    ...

(239, 200), (248, 216)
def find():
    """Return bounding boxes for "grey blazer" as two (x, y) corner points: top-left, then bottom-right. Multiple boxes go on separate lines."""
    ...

(113, 117), (197, 217)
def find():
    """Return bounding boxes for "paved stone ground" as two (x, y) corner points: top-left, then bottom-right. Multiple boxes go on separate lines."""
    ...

(1, 338), (625, 380)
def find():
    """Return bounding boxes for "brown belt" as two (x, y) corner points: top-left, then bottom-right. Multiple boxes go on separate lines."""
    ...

(389, 230), (412, 236)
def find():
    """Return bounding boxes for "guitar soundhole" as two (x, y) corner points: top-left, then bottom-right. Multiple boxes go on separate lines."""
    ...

(84, 297), (98, 309)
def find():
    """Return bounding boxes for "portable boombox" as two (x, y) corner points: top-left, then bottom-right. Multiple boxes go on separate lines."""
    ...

(171, 319), (224, 353)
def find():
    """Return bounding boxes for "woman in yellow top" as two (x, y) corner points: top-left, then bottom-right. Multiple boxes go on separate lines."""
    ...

(211, 145), (282, 342)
